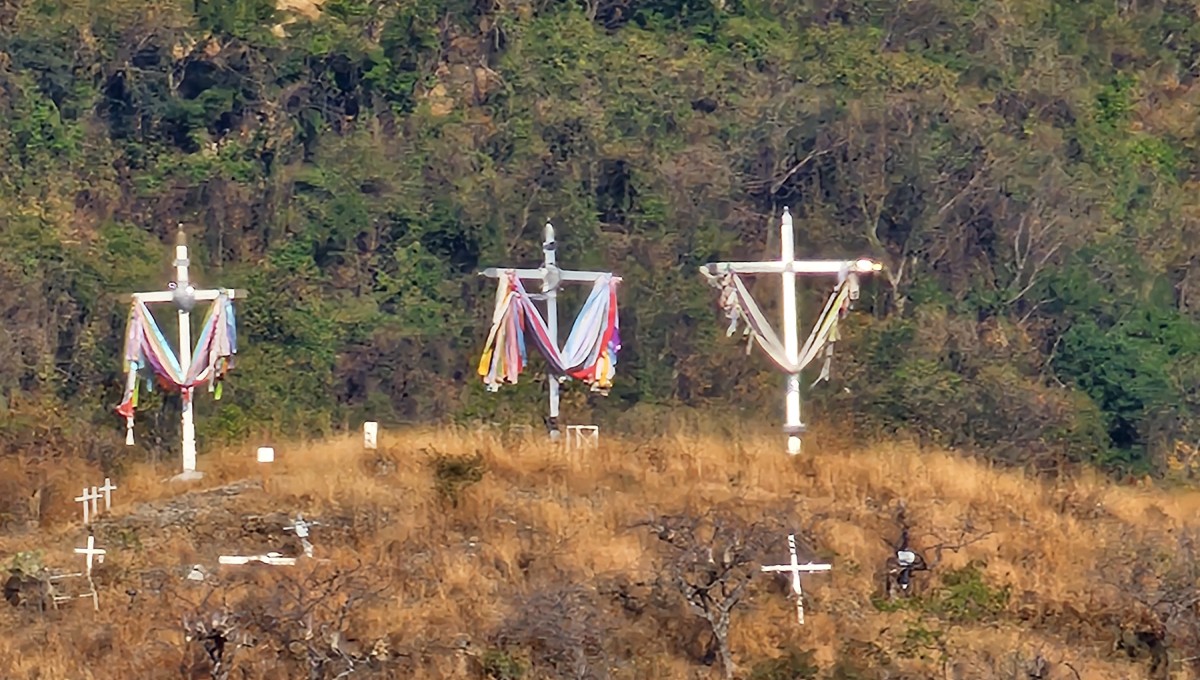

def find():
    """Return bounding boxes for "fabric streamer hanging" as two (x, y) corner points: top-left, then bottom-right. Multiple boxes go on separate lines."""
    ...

(478, 271), (621, 394)
(707, 270), (857, 379)
(116, 293), (238, 444)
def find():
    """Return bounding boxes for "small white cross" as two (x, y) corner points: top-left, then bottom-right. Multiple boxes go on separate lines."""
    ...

(74, 487), (101, 525)
(284, 514), (319, 558)
(97, 478), (117, 512)
(760, 533), (831, 625)
(74, 535), (106, 577)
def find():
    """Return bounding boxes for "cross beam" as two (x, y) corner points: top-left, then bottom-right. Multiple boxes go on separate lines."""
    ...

(760, 533), (831, 625)
(128, 226), (247, 481)
(480, 222), (618, 441)
(701, 259), (881, 276)
(700, 208), (881, 454)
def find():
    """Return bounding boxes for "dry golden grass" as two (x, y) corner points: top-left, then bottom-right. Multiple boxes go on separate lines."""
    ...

(0, 426), (1196, 679)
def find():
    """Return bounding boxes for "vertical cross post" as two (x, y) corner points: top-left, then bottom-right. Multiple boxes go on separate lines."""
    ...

(89, 486), (101, 519)
(779, 210), (802, 455)
(760, 533), (831, 625)
(543, 224), (561, 441)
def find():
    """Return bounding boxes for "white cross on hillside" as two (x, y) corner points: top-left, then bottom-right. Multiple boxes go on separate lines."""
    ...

(75, 487), (101, 525)
(98, 478), (117, 512)
(126, 227), (248, 481)
(760, 533), (831, 625)
(479, 223), (619, 440)
(700, 208), (882, 454)
(74, 535), (106, 577)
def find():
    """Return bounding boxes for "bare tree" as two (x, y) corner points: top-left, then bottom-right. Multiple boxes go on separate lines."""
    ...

(182, 607), (252, 680)
(1120, 528), (1200, 678)
(176, 561), (392, 680)
(495, 582), (615, 680)
(635, 510), (775, 680)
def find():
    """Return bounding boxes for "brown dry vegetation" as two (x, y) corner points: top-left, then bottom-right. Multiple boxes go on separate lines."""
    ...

(1, 428), (1199, 679)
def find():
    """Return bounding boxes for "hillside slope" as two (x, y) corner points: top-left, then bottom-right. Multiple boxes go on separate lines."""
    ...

(1, 430), (1196, 679)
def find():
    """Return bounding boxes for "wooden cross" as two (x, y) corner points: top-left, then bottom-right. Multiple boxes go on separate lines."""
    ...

(480, 223), (619, 441)
(74, 535), (107, 578)
(700, 208), (881, 454)
(75, 487), (101, 525)
(129, 226), (247, 481)
(760, 533), (831, 625)
(97, 478), (117, 512)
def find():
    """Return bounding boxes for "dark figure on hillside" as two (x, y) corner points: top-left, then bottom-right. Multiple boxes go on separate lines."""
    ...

(884, 526), (929, 597)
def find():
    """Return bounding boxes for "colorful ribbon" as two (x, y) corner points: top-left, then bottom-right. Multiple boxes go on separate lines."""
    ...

(707, 270), (856, 380)
(116, 294), (238, 444)
(478, 271), (621, 394)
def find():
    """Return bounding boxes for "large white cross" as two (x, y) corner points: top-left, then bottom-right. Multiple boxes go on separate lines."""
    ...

(700, 208), (881, 454)
(760, 533), (831, 625)
(75, 487), (101, 525)
(480, 223), (618, 441)
(74, 534), (107, 577)
(129, 227), (247, 481)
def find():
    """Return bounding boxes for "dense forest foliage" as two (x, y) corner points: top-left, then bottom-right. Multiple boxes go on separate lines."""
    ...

(0, 0), (1197, 476)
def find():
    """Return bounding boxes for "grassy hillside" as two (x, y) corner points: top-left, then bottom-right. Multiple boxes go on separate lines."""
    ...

(1, 429), (1197, 678)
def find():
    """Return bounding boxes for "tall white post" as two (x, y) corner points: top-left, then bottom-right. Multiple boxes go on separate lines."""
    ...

(780, 208), (803, 455)
(543, 223), (561, 441)
(174, 230), (200, 478)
